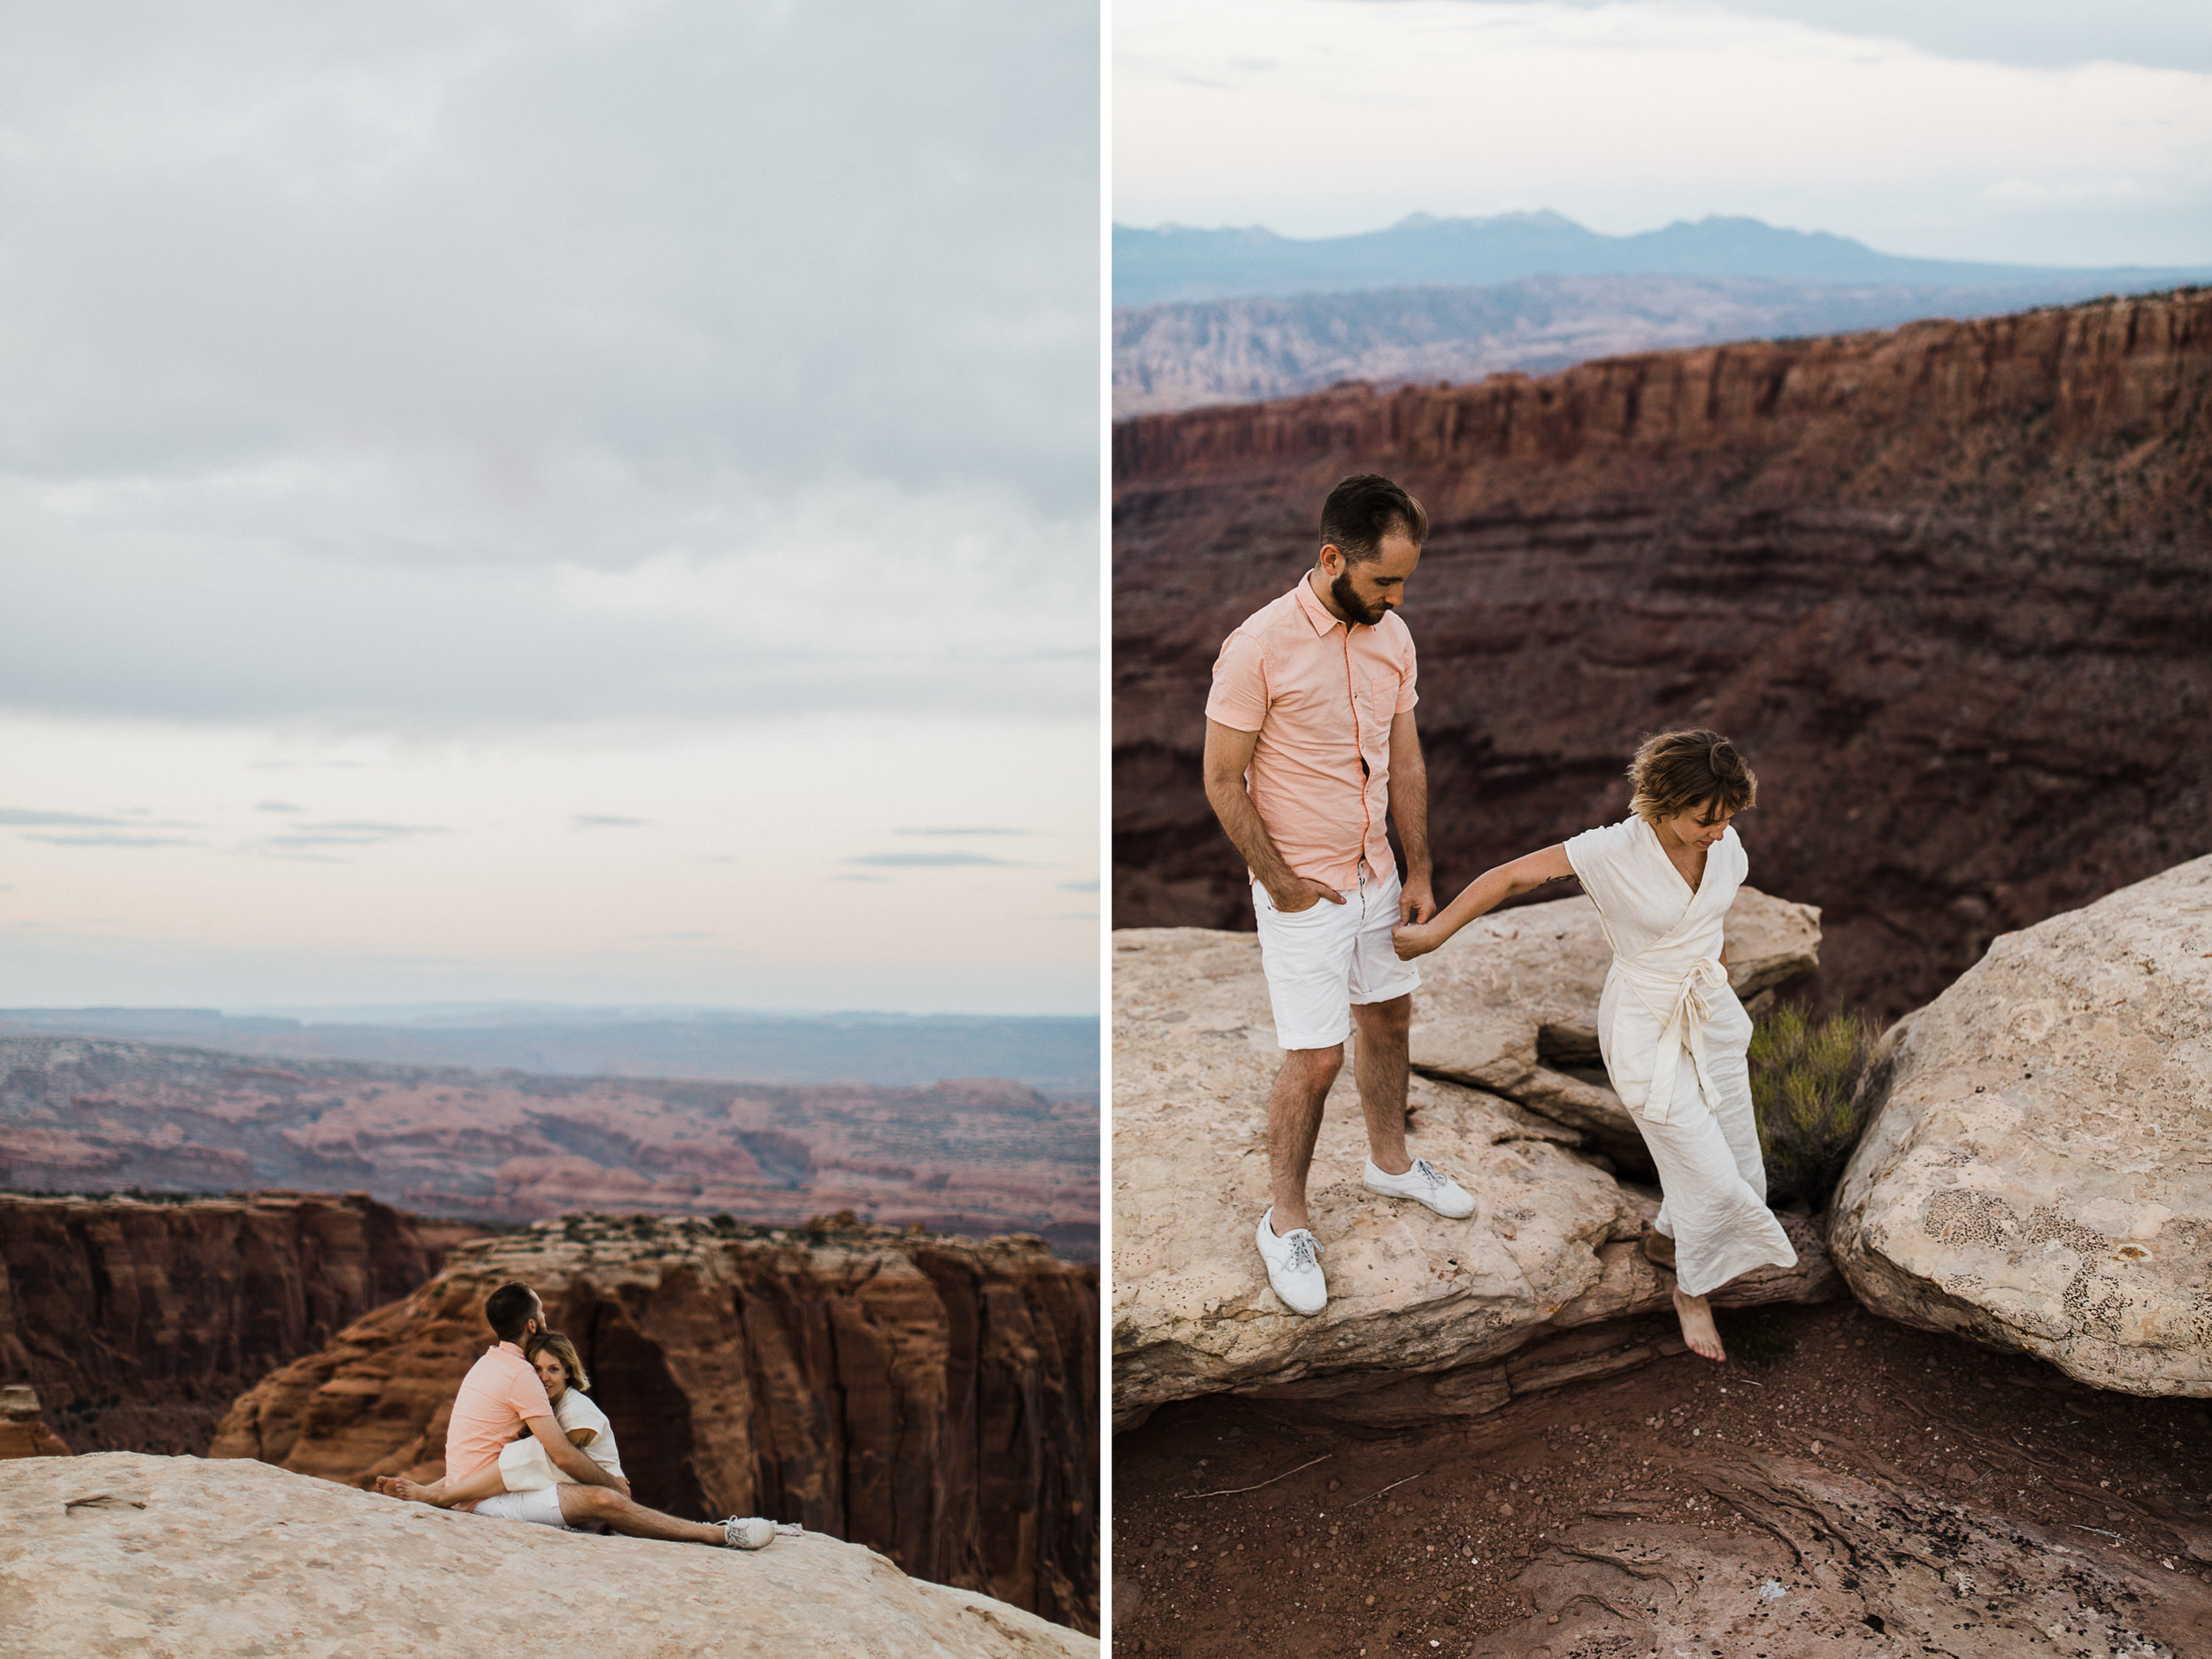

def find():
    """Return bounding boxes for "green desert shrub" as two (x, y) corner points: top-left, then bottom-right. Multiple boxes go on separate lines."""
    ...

(1749, 1003), (1883, 1211)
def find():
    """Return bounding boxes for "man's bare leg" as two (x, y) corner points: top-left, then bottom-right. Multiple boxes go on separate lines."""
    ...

(1351, 995), (1412, 1176)
(1673, 1286), (1726, 1363)
(376, 1463), (509, 1509)
(1266, 1045), (1341, 1234)
(559, 1483), (726, 1545)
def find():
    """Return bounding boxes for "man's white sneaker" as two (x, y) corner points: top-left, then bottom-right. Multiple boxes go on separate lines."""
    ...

(1256, 1208), (1328, 1316)
(1363, 1156), (1477, 1219)
(722, 1517), (776, 1549)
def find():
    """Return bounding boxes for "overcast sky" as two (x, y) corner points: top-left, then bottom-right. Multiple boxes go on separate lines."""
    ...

(0, 0), (1101, 1016)
(1117, 0), (2212, 265)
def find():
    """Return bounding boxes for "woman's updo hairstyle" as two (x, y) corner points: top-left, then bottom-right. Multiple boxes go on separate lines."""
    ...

(1627, 729), (1757, 826)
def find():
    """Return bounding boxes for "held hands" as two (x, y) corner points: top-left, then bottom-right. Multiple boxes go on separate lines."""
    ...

(1392, 919), (1446, 960)
(1269, 877), (1348, 915)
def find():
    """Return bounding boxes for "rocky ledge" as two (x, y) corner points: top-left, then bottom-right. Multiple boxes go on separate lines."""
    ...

(0, 1451), (1093, 1657)
(1831, 852), (2212, 1394)
(1111, 888), (1834, 1429)
(213, 1215), (1097, 1631)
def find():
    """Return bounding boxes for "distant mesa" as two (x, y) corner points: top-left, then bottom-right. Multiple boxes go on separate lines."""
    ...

(1112, 211), (2212, 418)
(0, 1032), (1099, 1259)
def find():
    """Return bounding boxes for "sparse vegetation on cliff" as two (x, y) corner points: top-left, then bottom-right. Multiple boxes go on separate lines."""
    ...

(1750, 1005), (1881, 1210)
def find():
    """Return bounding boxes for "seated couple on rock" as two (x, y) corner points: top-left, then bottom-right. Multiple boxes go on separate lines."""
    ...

(375, 1279), (791, 1550)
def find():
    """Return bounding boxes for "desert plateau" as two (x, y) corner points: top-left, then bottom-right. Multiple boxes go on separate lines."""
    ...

(0, 1033), (1098, 1257)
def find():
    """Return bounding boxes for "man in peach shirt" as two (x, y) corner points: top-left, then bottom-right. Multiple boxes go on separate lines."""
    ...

(378, 1279), (774, 1548)
(1203, 474), (1478, 1316)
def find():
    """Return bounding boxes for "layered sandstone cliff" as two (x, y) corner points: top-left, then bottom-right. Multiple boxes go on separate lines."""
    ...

(1113, 288), (2212, 1018)
(0, 1191), (475, 1456)
(211, 1217), (1100, 1632)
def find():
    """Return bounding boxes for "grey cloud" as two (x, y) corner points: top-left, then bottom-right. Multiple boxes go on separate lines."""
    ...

(255, 801), (304, 813)
(830, 872), (893, 883)
(257, 820), (449, 850)
(847, 851), (1022, 868)
(572, 815), (649, 830)
(895, 826), (1033, 836)
(1, 807), (195, 829)
(1059, 879), (1100, 892)
(0, 809), (128, 827)
(0, 0), (1098, 733)
(1441, 0), (2212, 73)
(26, 832), (200, 848)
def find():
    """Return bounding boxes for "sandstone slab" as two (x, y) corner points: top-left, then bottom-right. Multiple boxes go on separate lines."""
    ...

(0, 1451), (1091, 1658)
(1830, 854), (2212, 1394)
(1405, 886), (1819, 1156)
(1112, 928), (1836, 1429)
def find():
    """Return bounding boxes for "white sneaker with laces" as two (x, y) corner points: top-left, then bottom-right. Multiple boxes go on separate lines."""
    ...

(1362, 1156), (1477, 1218)
(1256, 1208), (1328, 1316)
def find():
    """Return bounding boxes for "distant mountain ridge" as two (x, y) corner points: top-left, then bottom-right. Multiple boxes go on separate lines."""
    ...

(0, 1004), (1098, 1093)
(1114, 210), (2212, 308)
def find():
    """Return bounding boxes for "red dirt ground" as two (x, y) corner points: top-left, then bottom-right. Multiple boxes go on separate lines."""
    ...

(1111, 1299), (2212, 1655)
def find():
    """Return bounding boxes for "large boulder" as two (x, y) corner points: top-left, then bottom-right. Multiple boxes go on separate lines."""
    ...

(1830, 854), (2212, 1394)
(0, 1452), (1092, 1657)
(1112, 921), (1835, 1428)
(1407, 887), (1820, 1157)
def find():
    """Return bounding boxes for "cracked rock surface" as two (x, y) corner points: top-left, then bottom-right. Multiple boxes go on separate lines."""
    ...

(1477, 1451), (2212, 1657)
(1831, 853), (2212, 1394)
(1112, 913), (1833, 1427)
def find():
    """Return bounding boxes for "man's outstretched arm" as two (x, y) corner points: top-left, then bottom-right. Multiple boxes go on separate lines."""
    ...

(1202, 720), (1342, 912)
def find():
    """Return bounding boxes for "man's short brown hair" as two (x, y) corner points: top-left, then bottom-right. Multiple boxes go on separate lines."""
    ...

(1627, 729), (1758, 825)
(1319, 474), (1428, 564)
(483, 1281), (540, 1343)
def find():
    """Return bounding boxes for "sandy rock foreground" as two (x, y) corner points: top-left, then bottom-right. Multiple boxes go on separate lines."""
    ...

(0, 1452), (1094, 1659)
(1112, 889), (1832, 1428)
(1832, 853), (2212, 1394)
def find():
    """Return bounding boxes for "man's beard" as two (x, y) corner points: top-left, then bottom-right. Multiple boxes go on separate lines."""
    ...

(1330, 566), (1390, 626)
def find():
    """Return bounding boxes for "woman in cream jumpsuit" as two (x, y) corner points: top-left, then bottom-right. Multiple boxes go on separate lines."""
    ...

(1393, 729), (1793, 1362)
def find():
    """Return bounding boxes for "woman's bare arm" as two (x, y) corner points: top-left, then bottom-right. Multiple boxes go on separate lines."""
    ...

(1392, 844), (1576, 959)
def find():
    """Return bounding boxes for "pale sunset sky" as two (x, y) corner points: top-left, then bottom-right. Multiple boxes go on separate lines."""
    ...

(1118, 0), (2212, 265)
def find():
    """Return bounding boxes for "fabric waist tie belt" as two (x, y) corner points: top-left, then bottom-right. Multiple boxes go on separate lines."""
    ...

(1612, 954), (1728, 1125)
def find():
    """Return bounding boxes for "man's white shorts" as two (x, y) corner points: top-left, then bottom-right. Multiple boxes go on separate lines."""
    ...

(473, 1486), (569, 1528)
(1252, 864), (1421, 1050)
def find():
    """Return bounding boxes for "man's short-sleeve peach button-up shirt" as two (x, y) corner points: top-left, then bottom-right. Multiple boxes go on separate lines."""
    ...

(1205, 574), (1418, 890)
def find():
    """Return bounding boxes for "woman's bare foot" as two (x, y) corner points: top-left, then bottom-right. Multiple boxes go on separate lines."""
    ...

(1642, 1229), (1677, 1270)
(374, 1476), (442, 1504)
(1672, 1286), (1725, 1362)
